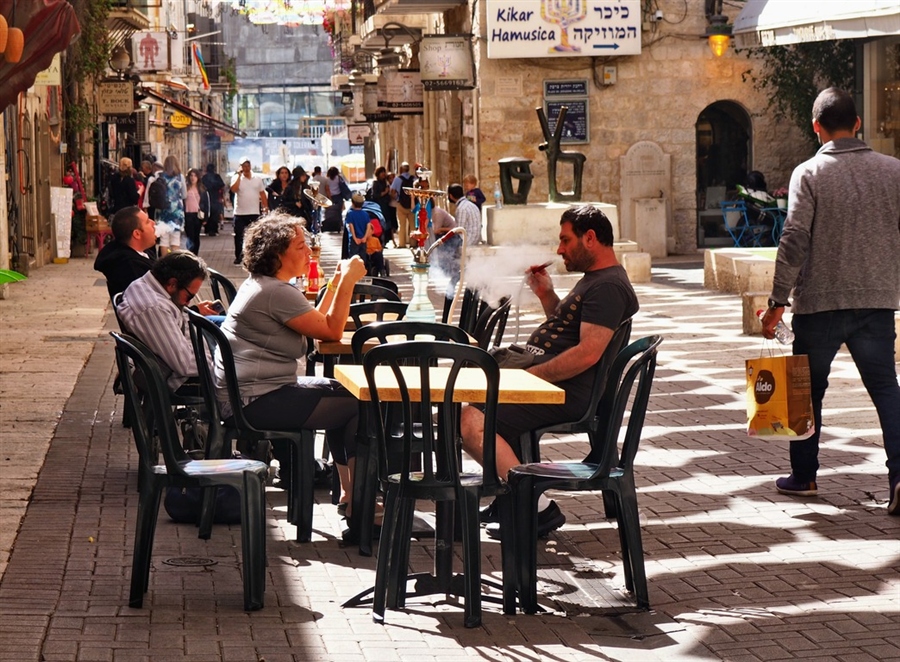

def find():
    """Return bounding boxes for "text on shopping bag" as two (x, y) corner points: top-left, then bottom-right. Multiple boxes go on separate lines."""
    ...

(746, 354), (814, 439)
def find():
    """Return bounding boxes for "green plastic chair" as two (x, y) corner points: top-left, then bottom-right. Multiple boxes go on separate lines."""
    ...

(111, 331), (268, 611)
(504, 335), (662, 614)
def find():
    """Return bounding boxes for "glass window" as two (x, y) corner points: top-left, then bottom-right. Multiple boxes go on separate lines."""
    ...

(237, 94), (258, 131)
(259, 92), (286, 135)
(871, 36), (900, 157)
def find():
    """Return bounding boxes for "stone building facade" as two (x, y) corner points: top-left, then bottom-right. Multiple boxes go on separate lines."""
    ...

(371, 0), (813, 254)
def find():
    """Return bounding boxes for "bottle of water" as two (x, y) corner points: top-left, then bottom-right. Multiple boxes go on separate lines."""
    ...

(757, 310), (794, 345)
(493, 182), (503, 209)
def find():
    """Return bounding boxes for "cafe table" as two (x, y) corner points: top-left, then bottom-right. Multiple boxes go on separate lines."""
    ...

(333, 363), (564, 613)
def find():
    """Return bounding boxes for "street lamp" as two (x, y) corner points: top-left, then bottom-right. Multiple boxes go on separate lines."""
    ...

(704, 0), (732, 58)
(109, 44), (131, 77)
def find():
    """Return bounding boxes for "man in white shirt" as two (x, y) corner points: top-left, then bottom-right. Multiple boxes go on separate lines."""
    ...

(230, 157), (268, 264)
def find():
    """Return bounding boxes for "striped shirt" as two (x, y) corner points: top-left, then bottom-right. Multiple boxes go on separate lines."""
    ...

(118, 271), (197, 390)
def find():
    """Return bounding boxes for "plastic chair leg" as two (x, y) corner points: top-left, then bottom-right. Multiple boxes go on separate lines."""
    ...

(387, 495), (416, 610)
(372, 483), (400, 623)
(457, 487), (482, 628)
(292, 432), (316, 542)
(617, 484), (649, 609)
(240, 471), (266, 611)
(354, 435), (379, 557)
(497, 492), (518, 615)
(129, 479), (162, 608)
(197, 487), (218, 540)
(513, 476), (541, 614)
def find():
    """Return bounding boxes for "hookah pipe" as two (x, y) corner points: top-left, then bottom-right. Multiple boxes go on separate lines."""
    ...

(422, 227), (468, 324)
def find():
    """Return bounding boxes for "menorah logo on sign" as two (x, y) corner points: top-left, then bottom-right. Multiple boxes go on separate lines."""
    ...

(542, 0), (587, 53)
(487, 0), (641, 59)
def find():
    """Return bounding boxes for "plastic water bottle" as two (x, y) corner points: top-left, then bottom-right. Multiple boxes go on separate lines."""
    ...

(493, 182), (503, 209)
(308, 259), (320, 293)
(757, 309), (794, 345)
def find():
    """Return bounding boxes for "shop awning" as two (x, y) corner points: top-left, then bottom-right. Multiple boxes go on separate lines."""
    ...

(0, 0), (81, 110)
(141, 88), (246, 137)
(733, 0), (900, 48)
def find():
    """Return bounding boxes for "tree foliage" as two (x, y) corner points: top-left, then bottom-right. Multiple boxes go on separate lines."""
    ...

(64, 0), (113, 158)
(740, 41), (856, 145)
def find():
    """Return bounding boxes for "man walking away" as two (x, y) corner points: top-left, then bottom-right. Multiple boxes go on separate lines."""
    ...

(761, 87), (900, 515)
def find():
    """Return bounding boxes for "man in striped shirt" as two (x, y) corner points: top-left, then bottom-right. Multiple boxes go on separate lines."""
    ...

(118, 251), (217, 392)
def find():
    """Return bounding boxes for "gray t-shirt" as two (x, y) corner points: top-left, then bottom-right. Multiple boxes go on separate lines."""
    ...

(215, 274), (313, 402)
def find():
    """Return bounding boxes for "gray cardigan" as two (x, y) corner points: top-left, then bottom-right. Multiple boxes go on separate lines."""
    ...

(771, 138), (900, 314)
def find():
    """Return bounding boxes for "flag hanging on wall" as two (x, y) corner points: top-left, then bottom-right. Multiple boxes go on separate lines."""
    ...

(192, 43), (210, 90)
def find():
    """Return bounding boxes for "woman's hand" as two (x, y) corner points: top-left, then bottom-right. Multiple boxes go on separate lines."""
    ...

(341, 255), (367, 284)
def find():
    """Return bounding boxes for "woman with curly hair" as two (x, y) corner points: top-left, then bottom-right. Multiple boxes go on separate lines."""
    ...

(215, 213), (367, 512)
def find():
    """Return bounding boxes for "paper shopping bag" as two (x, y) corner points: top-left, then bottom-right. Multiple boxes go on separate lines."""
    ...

(746, 354), (814, 439)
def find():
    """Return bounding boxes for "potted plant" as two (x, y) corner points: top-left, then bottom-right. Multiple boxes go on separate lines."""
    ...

(773, 187), (789, 209)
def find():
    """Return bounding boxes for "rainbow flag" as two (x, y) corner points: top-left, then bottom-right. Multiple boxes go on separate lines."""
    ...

(192, 43), (210, 90)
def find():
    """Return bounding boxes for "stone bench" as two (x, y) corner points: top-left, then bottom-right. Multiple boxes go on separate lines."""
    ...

(704, 248), (776, 294)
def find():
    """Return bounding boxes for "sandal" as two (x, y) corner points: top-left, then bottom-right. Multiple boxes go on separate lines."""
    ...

(336, 502), (348, 516)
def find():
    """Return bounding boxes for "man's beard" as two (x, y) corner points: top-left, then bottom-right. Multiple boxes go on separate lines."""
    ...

(564, 241), (592, 272)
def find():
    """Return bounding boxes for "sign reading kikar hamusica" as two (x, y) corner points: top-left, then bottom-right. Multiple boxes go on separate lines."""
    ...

(487, 0), (641, 59)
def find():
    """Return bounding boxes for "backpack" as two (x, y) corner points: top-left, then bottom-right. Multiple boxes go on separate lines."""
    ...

(148, 175), (168, 210)
(396, 174), (414, 209)
(364, 180), (375, 202)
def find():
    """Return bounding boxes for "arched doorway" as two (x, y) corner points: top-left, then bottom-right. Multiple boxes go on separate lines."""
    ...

(696, 101), (751, 247)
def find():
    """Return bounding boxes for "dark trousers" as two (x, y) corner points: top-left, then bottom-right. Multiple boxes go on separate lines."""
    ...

(791, 309), (900, 483)
(204, 206), (222, 235)
(233, 214), (259, 261)
(184, 212), (201, 254)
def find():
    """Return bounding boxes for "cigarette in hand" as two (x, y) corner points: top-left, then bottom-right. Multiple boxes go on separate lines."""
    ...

(529, 261), (553, 274)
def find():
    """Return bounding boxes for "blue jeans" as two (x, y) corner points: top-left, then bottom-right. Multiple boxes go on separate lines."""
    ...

(791, 309), (900, 483)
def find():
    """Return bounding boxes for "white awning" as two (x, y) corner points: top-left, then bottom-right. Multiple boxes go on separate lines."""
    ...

(733, 0), (900, 48)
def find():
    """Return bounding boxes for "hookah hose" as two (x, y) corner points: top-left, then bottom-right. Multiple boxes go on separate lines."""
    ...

(426, 227), (467, 324)
(512, 261), (553, 343)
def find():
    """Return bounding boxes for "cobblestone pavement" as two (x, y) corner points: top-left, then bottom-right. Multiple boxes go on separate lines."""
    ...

(0, 227), (898, 661)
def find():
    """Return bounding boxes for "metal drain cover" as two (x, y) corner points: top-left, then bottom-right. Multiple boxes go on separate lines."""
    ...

(163, 557), (217, 567)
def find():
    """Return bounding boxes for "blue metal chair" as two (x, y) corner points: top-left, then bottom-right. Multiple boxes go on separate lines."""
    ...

(721, 200), (767, 247)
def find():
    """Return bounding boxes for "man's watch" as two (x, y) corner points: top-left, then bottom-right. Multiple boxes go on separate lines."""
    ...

(767, 298), (789, 309)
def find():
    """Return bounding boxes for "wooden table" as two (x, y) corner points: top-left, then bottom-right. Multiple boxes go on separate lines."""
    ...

(336, 362), (564, 613)
(334, 365), (565, 404)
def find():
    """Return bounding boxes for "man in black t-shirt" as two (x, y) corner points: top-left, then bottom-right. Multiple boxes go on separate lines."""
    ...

(460, 205), (639, 536)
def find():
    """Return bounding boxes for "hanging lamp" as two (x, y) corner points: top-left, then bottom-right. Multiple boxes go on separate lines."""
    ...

(5, 1), (23, 64)
(0, 13), (8, 54)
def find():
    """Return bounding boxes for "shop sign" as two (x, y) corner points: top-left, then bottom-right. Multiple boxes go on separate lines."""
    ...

(347, 125), (371, 146)
(486, 0), (641, 59)
(420, 35), (475, 91)
(170, 112), (192, 129)
(34, 54), (62, 86)
(377, 69), (423, 116)
(98, 81), (134, 115)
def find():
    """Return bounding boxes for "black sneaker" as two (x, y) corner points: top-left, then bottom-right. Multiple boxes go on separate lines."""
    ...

(233, 257), (241, 265)
(479, 499), (500, 524)
(888, 475), (900, 516)
(485, 500), (566, 540)
(775, 475), (817, 496)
